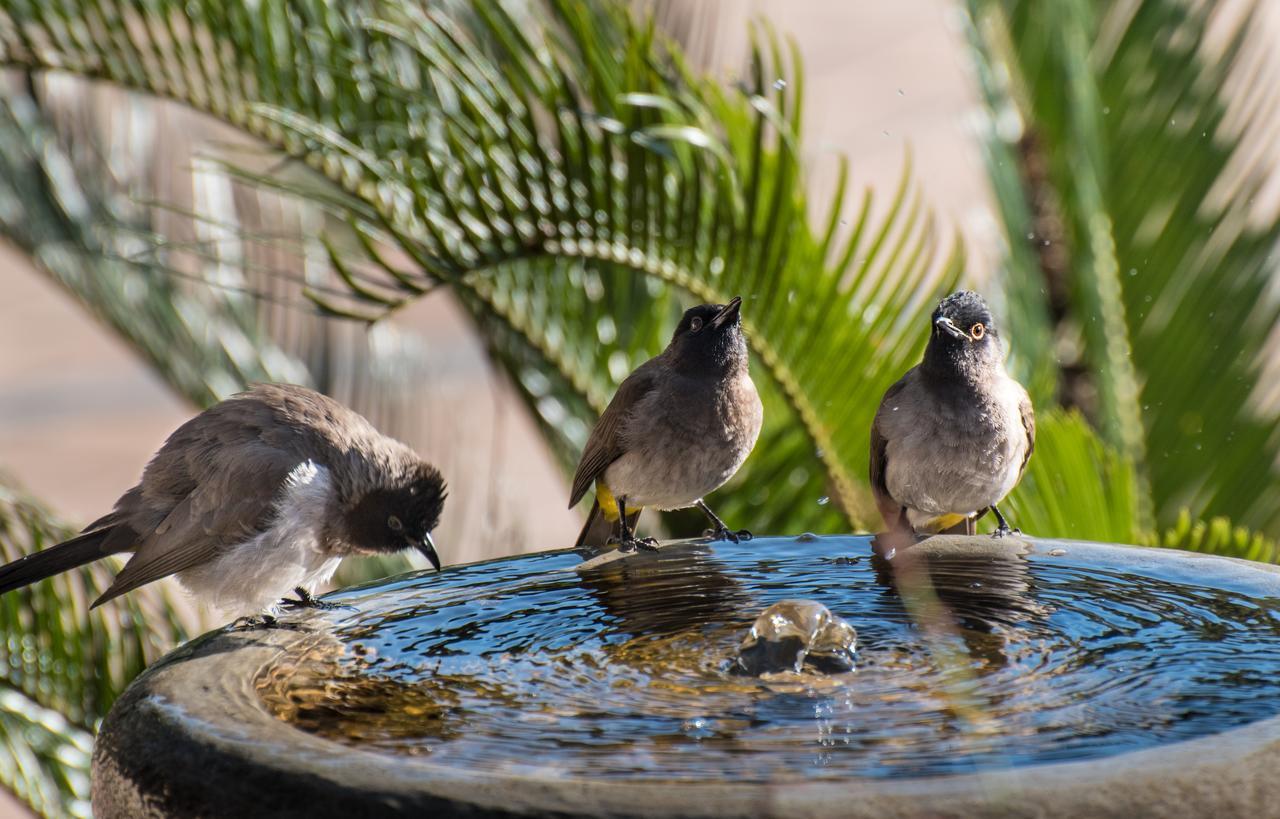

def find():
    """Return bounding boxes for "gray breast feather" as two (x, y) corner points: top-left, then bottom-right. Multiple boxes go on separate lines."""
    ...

(606, 371), (762, 509)
(879, 372), (1029, 519)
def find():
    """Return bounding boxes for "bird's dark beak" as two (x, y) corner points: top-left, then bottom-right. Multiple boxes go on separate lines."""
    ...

(417, 532), (442, 571)
(712, 296), (743, 329)
(934, 315), (966, 340)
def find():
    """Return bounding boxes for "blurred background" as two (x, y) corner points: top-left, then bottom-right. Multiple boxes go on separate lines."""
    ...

(0, 0), (992, 560)
(3, 0), (1280, 815)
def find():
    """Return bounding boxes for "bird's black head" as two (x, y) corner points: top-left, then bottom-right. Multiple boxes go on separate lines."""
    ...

(665, 297), (748, 376)
(923, 290), (1002, 381)
(346, 463), (447, 570)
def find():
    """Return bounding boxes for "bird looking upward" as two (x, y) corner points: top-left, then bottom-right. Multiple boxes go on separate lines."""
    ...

(570, 297), (763, 552)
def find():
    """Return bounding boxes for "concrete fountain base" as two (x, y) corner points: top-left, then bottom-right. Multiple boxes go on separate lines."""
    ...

(93, 535), (1280, 818)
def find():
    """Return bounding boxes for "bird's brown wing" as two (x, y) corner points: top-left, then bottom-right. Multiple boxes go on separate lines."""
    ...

(93, 439), (302, 607)
(869, 374), (911, 529)
(568, 363), (658, 508)
(1018, 390), (1036, 477)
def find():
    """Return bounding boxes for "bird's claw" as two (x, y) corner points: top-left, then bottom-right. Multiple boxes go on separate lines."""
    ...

(705, 526), (752, 543)
(991, 525), (1021, 539)
(282, 587), (344, 611)
(614, 536), (659, 553)
(231, 614), (278, 631)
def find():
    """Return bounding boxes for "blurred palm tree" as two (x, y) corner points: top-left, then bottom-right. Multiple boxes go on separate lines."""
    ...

(0, 0), (1279, 813)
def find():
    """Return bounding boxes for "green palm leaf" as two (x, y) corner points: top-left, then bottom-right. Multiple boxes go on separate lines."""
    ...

(967, 0), (1280, 537)
(0, 482), (199, 815)
(1002, 410), (1141, 544)
(0, 0), (962, 533)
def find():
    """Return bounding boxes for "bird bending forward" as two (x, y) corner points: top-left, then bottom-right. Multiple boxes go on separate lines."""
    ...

(0, 384), (446, 618)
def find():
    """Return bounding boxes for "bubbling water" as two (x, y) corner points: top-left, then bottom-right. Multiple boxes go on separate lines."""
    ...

(258, 537), (1280, 782)
(731, 599), (857, 675)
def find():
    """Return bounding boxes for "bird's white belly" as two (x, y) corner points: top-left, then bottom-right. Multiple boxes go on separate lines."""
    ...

(886, 400), (1027, 527)
(176, 461), (341, 617)
(604, 443), (748, 511)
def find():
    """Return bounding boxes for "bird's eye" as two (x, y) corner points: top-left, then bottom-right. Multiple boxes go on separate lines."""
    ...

(690, 316), (704, 333)
(970, 323), (986, 340)
(387, 515), (403, 532)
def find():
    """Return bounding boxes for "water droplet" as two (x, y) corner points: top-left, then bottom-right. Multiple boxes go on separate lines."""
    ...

(1027, 232), (1036, 240)
(796, 532), (820, 543)
(817, 496), (831, 506)
(897, 88), (905, 96)
(1048, 548), (1067, 556)
(1103, 106), (1111, 114)
(1128, 268), (1138, 277)
(773, 78), (787, 90)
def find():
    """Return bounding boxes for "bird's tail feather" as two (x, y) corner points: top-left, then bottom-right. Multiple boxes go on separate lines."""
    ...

(0, 527), (121, 595)
(573, 500), (641, 551)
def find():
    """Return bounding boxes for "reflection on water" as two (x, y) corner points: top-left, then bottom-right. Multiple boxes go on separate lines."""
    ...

(257, 537), (1280, 781)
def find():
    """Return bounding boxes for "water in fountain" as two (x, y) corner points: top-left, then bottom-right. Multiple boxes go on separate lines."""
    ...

(256, 536), (1280, 782)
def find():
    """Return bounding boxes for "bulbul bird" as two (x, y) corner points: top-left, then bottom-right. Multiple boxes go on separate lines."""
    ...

(569, 297), (763, 552)
(869, 290), (1034, 540)
(0, 383), (446, 618)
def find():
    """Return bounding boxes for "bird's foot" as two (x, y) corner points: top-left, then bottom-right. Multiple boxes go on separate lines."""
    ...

(282, 586), (343, 610)
(230, 614), (279, 631)
(612, 536), (660, 553)
(991, 525), (1021, 539)
(704, 526), (753, 543)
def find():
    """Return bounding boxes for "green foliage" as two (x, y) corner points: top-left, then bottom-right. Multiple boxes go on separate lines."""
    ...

(0, 80), (310, 407)
(3, 0), (1271, 547)
(1002, 410), (1140, 544)
(0, 0), (962, 534)
(0, 484), (197, 815)
(1147, 511), (1280, 565)
(967, 0), (1280, 537)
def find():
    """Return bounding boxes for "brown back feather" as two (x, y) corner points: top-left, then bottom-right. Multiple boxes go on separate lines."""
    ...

(568, 363), (659, 507)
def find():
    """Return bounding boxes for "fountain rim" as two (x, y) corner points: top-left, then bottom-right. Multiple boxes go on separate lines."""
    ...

(92, 535), (1280, 818)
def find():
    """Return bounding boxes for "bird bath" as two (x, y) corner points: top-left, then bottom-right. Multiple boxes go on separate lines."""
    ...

(93, 535), (1280, 817)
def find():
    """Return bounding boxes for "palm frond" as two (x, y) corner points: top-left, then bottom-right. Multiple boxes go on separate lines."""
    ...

(0, 481), (200, 815)
(0, 0), (962, 532)
(967, 0), (1280, 537)
(1001, 410), (1140, 543)
(1148, 510), (1280, 564)
(0, 76), (311, 407)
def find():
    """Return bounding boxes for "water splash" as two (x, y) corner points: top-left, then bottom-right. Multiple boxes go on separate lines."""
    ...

(732, 599), (857, 676)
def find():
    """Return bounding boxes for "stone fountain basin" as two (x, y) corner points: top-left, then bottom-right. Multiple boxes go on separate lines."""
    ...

(92, 535), (1280, 818)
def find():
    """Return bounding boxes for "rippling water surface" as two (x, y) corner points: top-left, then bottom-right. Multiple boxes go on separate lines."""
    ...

(257, 537), (1280, 781)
